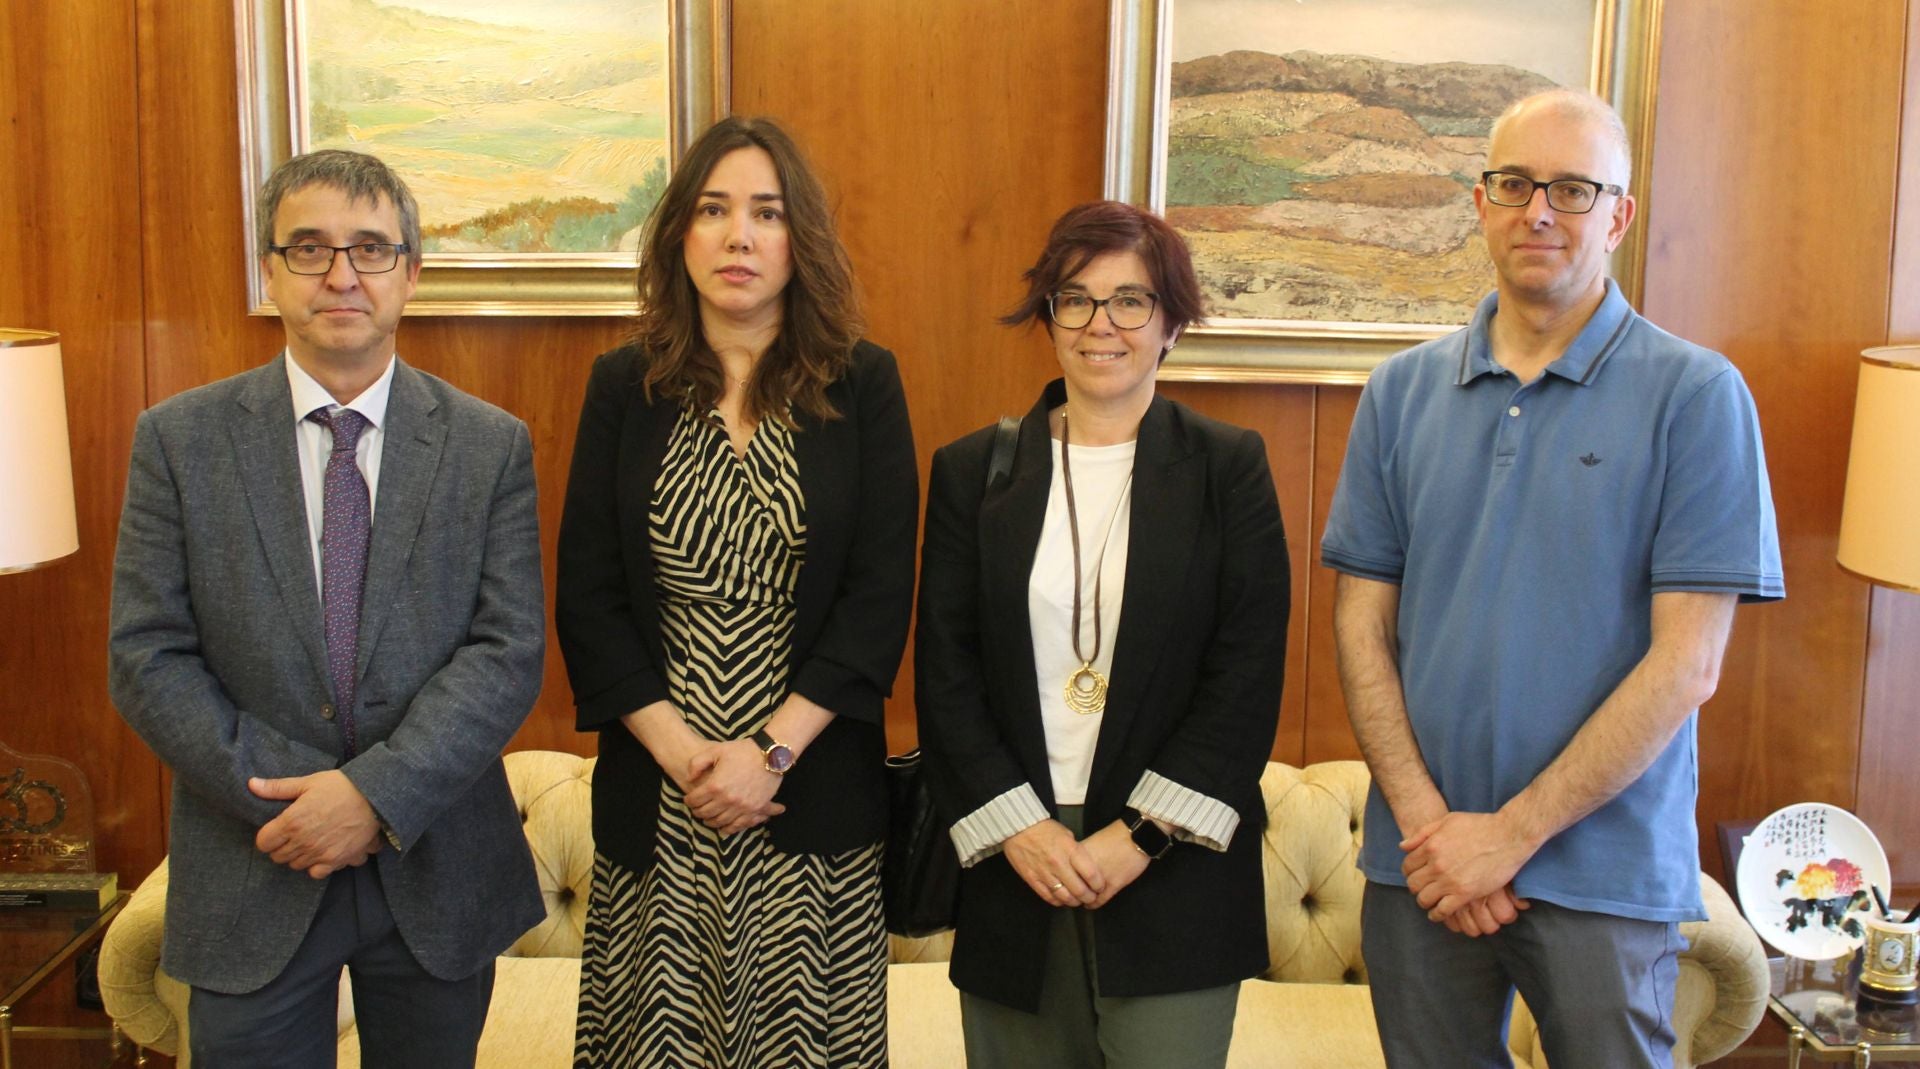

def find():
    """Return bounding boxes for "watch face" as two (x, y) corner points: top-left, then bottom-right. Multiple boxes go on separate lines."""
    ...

(1130, 819), (1172, 858)
(765, 744), (795, 774)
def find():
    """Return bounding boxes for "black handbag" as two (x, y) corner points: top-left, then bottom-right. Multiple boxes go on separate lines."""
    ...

(883, 416), (1019, 938)
(882, 748), (959, 937)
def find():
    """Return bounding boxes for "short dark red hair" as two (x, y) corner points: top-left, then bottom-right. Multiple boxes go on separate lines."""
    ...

(1002, 201), (1205, 336)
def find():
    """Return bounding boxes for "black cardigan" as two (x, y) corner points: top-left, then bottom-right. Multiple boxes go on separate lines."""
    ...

(916, 380), (1289, 1011)
(556, 341), (918, 872)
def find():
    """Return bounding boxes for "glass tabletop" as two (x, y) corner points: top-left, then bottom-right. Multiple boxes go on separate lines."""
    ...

(1771, 954), (1920, 1054)
(0, 898), (125, 1008)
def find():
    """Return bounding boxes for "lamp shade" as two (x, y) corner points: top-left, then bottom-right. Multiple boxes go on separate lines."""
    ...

(1837, 344), (1920, 593)
(0, 329), (78, 573)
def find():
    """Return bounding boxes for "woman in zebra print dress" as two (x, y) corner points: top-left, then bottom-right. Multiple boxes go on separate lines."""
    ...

(556, 116), (918, 1068)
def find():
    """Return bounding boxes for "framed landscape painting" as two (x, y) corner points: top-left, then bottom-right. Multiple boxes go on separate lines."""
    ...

(1106, 0), (1663, 382)
(237, 0), (730, 315)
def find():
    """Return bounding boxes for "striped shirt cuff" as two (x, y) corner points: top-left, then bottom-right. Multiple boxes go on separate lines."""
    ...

(949, 784), (1050, 868)
(1127, 770), (1239, 852)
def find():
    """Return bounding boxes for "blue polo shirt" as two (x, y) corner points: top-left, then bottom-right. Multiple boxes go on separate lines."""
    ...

(1321, 280), (1784, 922)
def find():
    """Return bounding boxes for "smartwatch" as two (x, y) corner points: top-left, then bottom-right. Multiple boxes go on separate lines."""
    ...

(751, 729), (795, 776)
(1127, 811), (1174, 860)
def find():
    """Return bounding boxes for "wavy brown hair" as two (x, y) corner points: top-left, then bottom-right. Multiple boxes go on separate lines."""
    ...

(632, 116), (862, 424)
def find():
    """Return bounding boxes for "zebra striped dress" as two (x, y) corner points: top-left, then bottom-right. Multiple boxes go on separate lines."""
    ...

(574, 406), (889, 1068)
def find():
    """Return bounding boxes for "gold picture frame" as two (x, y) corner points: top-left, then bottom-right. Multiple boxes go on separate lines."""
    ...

(1107, 0), (1664, 384)
(236, 0), (731, 316)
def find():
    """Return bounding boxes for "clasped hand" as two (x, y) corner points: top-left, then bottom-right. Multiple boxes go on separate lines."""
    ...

(679, 738), (785, 837)
(1400, 810), (1535, 936)
(250, 770), (383, 879)
(1004, 819), (1150, 910)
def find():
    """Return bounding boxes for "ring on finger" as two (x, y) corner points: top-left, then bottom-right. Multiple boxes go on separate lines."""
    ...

(1049, 881), (1066, 891)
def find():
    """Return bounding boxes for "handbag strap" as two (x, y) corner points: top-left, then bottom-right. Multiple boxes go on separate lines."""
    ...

(985, 415), (1018, 493)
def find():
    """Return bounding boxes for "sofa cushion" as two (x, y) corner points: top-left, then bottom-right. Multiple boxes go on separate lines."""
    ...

(1259, 760), (1370, 984)
(503, 752), (596, 959)
(887, 961), (965, 1067)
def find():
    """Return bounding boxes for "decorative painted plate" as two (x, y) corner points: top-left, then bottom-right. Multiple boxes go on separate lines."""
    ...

(1737, 803), (1891, 960)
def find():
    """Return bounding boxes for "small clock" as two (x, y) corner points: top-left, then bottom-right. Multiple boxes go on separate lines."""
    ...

(1875, 935), (1909, 972)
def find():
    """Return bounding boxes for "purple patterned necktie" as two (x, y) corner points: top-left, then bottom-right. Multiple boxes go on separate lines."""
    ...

(308, 407), (371, 758)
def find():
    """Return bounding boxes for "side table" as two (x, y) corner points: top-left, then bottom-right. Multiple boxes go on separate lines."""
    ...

(0, 896), (138, 1068)
(1770, 954), (1920, 1067)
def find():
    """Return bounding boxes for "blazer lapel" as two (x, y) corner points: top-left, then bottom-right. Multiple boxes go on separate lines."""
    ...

(230, 357), (332, 691)
(1088, 396), (1203, 794)
(980, 392), (1059, 805)
(355, 362), (447, 678)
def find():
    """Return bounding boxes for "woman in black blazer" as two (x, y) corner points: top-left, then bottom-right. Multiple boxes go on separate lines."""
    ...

(557, 117), (916, 1068)
(917, 201), (1289, 1068)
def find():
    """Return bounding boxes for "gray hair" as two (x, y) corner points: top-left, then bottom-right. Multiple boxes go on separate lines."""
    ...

(1489, 88), (1632, 188)
(256, 150), (422, 262)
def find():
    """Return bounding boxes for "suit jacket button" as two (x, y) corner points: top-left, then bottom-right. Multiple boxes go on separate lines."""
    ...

(321, 703), (336, 720)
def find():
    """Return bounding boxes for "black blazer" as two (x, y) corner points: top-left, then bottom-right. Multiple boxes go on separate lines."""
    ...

(916, 380), (1289, 1011)
(556, 341), (918, 873)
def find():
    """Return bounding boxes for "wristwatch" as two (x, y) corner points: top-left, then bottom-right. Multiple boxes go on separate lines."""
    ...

(1127, 811), (1174, 860)
(751, 729), (795, 776)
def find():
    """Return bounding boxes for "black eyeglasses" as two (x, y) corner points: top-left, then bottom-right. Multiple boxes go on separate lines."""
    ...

(1481, 171), (1624, 215)
(269, 242), (412, 275)
(1047, 291), (1159, 330)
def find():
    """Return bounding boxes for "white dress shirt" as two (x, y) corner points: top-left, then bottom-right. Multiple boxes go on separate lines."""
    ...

(286, 352), (395, 593)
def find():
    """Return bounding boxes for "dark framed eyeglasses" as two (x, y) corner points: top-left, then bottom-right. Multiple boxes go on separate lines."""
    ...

(1047, 290), (1159, 330)
(1480, 171), (1624, 215)
(269, 242), (412, 275)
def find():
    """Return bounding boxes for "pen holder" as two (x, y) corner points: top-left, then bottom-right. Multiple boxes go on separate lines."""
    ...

(1858, 914), (1919, 1011)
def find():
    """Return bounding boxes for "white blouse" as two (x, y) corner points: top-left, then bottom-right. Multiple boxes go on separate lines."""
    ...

(1027, 438), (1134, 806)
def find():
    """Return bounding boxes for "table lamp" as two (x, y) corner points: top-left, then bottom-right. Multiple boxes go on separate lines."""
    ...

(0, 329), (77, 574)
(1837, 343), (1920, 1019)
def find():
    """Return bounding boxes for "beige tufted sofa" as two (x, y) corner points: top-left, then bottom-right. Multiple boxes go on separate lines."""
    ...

(99, 753), (1767, 1067)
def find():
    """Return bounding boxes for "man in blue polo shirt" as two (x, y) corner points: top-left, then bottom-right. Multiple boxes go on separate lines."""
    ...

(1321, 88), (1783, 1068)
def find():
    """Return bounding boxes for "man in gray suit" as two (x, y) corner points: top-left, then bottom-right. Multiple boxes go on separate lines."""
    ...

(108, 149), (546, 1066)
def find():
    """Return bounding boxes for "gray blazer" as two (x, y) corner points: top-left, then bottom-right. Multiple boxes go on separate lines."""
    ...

(108, 356), (546, 994)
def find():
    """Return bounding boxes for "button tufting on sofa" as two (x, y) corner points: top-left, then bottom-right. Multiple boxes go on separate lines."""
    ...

(99, 754), (1770, 1068)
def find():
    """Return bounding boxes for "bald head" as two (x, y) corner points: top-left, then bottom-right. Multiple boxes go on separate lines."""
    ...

(1489, 89), (1632, 188)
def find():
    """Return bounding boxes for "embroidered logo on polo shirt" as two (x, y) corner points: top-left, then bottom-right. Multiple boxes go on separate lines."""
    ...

(1579, 453), (1602, 467)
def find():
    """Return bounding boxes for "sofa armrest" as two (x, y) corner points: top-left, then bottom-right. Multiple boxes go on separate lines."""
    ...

(1672, 871), (1769, 1066)
(99, 858), (186, 1056)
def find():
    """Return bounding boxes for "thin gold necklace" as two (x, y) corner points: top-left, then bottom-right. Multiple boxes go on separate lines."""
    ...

(1060, 407), (1132, 716)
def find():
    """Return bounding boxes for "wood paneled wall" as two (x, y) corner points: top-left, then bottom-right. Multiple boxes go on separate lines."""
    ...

(1, 1), (164, 883)
(1641, 0), (1917, 885)
(0, 0), (1915, 898)
(1858, 0), (1920, 886)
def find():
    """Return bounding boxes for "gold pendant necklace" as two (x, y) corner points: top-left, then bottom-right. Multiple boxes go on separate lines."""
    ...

(1059, 407), (1131, 716)
(1065, 662), (1109, 715)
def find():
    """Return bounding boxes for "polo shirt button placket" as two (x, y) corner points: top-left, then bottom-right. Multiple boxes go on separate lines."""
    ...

(1495, 392), (1525, 465)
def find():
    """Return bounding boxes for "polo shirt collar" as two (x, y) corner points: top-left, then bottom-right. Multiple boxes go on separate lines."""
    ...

(1454, 278), (1634, 387)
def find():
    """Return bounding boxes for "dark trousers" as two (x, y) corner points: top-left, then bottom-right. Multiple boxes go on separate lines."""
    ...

(188, 863), (495, 1069)
(1362, 880), (1684, 1069)
(959, 806), (1239, 1069)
